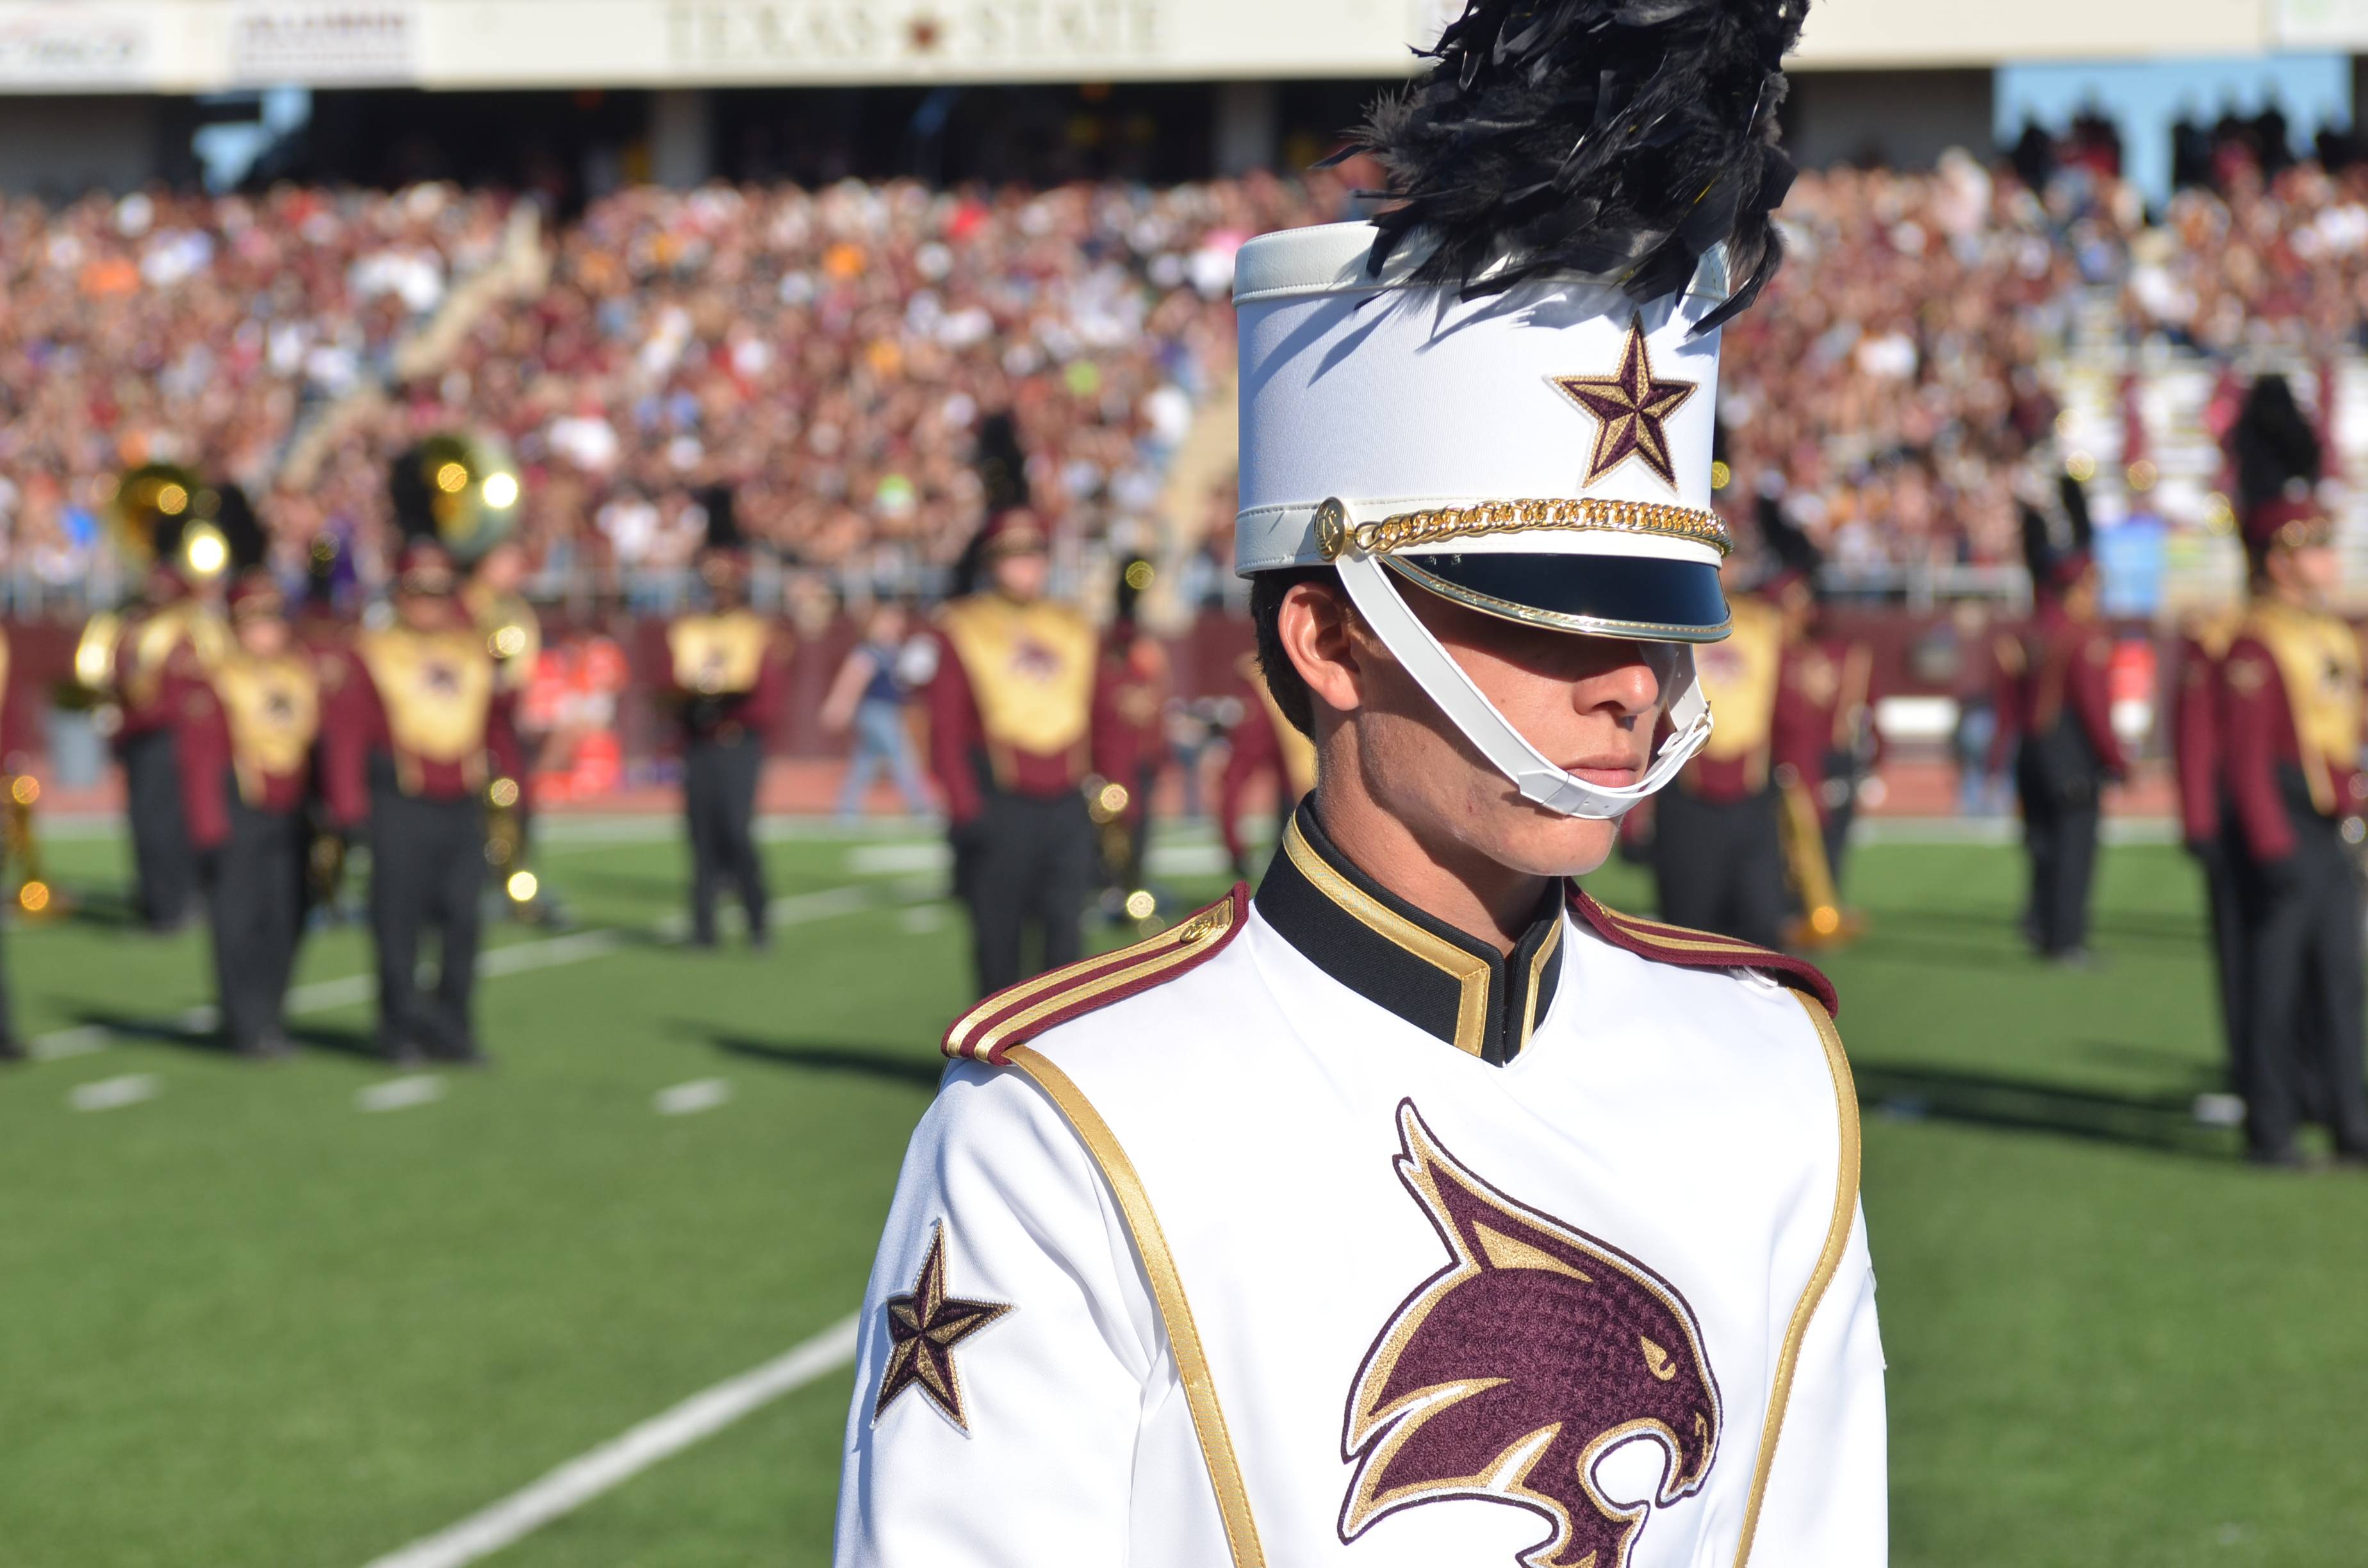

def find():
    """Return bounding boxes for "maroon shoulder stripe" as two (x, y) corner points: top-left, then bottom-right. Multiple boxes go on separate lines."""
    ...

(942, 883), (1251, 1063)
(1570, 889), (1839, 1017)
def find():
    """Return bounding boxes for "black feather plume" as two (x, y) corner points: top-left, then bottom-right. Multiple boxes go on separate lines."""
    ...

(2229, 374), (2322, 514)
(215, 484), (268, 575)
(2018, 500), (2057, 587)
(2055, 470), (2093, 555)
(1755, 493), (1820, 578)
(1344, 0), (1806, 332)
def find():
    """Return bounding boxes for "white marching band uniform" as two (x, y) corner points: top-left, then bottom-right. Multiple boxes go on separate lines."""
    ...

(835, 830), (1885, 1568)
(837, 32), (1887, 1553)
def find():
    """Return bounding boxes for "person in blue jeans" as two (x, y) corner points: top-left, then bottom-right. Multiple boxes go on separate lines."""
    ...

(825, 600), (936, 822)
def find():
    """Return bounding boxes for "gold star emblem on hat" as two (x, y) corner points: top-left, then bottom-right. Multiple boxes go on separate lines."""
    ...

(1551, 317), (1698, 490)
(871, 1221), (1011, 1431)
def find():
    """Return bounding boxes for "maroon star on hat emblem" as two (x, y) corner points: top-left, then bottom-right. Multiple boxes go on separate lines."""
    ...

(1551, 317), (1698, 491)
(872, 1221), (1011, 1431)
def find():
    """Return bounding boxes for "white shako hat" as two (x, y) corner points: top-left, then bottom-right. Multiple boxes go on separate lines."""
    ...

(1229, 0), (1806, 821)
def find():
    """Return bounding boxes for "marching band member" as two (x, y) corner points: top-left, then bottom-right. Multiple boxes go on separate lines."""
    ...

(1090, 556), (1171, 917)
(87, 467), (233, 932)
(0, 623), (31, 1061)
(668, 488), (787, 949)
(839, 1), (1884, 1559)
(2220, 385), (2368, 1168)
(1993, 477), (2125, 965)
(324, 537), (514, 1067)
(1652, 555), (1813, 951)
(925, 507), (1122, 995)
(172, 541), (323, 1061)
(1215, 650), (1318, 881)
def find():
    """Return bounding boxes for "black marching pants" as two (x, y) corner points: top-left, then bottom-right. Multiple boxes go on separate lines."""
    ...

(1652, 786), (1787, 952)
(202, 792), (306, 1054)
(2194, 820), (2252, 1096)
(964, 790), (1092, 997)
(685, 733), (768, 945)
(2239, 784), (2368, 1159)
(368, 784), (486, 1060)
(120, 728), (197, 930)
(2016, 744), (2101, 957)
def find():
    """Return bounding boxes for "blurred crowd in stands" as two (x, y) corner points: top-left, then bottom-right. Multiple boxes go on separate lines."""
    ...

(0, 184), (513, 598)
(8, 127), (2368, 601)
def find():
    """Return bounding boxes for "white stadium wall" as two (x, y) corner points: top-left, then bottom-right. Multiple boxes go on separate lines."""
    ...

(0, 0), (2346, 95)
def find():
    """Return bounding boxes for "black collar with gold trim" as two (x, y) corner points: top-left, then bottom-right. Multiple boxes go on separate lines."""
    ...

(1255, 804), (1563, 1066)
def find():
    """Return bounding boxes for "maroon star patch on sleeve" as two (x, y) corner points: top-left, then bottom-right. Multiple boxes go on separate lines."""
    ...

(871, 1221), (1012, 1433)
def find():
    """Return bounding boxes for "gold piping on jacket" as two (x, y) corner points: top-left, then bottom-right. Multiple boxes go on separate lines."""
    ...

(944, 897), (1236, 1061)
(1283, 818), (1491, 1057)
(968, 912), (1232, 1061)
(1518, 918), (1563, 1053)
(1732, 993), (1863, 1567)
(1596, 906), (1772, 959)
(1313, 494), (1731, 562)
(1005, 1047), (1266, 1568)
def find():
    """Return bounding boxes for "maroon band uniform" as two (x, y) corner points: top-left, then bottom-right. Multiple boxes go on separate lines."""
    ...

(2219, 598), (2368, 1159)
(323, 607), (516, 1064)
(170, 632), (325, 1057)
(1991, 598), (2126, 958)
(667, 606), (788, 947)
(1217, 653), (1318, 879)
(926, 582), (1123, 995)
(1654, 591), (1820, 949)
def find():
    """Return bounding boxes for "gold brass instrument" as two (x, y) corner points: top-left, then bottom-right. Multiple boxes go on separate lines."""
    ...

(74, 612), (122, 692)
(394, 432), (521, 562)
(1085, 774), (1159, 932)
(4, 773), (58, 918)
(484, 775), (549, 922)
(108, 462), (233, 585)
(308, 826), (349, 912)
(1776, 766), (1857, 951)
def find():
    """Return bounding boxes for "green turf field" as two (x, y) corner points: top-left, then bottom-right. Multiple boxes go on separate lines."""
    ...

(3, 821), (2365, 1567)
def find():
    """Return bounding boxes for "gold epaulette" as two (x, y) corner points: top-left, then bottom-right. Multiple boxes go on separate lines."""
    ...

(942, 885), (1247, 1065)
(1570, 891), (1839, 1017)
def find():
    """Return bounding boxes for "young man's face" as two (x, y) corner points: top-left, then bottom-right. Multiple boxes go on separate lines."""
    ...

(395, 587), (449, 632)
(1285, 580), (1677, 878)
(477, 541), (527, 596)
(989, 546), (1049, 602)
(2271, 539), (2340, 607)
(235, 614), (290, 658)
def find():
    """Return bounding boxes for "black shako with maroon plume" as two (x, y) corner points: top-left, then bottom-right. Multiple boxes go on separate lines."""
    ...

(1342, 1102), (1722, 1568)
(1342, 0), (1809, 334)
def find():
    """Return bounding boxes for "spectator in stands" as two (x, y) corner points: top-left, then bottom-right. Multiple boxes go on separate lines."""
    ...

(823, 600), (935, 822)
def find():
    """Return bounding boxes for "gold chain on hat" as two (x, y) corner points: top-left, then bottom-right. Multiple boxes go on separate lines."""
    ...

(1313, 496), (1731, 561)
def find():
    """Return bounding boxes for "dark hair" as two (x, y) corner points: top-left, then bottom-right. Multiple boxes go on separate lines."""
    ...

(1248, 566), (1340, 739)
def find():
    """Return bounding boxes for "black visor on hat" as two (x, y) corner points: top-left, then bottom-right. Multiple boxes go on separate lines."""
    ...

(1385, 551), (1731, 642)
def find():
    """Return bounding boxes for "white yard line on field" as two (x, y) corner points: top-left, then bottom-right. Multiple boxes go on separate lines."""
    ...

(22, 882), (897, 1066)
(652, 1078), (732, 1116)
(70, 1074), (160, 1111)
(357, 1075), (446, 1113)
(358, 1313), (862, 1568)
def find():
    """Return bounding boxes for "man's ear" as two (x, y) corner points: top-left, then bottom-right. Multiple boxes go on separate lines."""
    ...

(1278, 580), (1365, 716)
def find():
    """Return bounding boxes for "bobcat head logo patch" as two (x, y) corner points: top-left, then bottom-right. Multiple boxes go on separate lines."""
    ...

(1341, 1102), (1721, 1568)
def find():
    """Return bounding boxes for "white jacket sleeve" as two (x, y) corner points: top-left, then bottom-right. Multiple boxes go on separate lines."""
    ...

(833, 1060), (1160, 1567)
(1748, 1200), (1888, 1563)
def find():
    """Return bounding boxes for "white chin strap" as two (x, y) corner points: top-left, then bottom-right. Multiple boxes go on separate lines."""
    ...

(1333, 549), (1714, 821)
